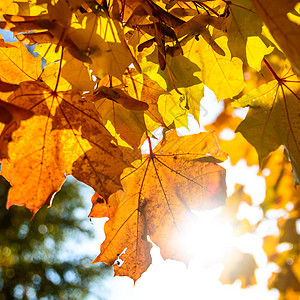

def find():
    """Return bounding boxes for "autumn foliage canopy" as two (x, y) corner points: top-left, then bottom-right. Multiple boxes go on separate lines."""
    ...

(0, 0), (299, 298)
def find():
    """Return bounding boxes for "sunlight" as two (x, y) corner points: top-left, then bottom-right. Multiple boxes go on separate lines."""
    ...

(172, 208), (236, 265)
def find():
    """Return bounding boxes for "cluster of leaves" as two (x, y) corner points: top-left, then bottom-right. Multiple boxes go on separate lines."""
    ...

(0, 0), (299, 298)
(0, 176), (111, 299)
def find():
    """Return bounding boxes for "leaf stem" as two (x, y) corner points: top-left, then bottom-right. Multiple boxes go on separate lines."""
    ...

(109, 75), (113, 88)
(194, 1), (220, 16)
(263, 58), (281, 83)
(54, 48), (64, 93)
(147, 136), (154, 158)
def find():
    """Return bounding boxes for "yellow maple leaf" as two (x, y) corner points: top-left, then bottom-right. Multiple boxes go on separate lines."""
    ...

(68, 13), (134, 80)
(250, 0), (300, 75)
(234, 61), (300, 184)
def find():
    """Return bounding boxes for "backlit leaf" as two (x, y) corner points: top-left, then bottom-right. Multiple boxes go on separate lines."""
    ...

(93, 92), (148, 149)
(124, 72), (168, 127)
(0, 81), (127, 215)
(68, 13), (134, 80)
(219, 247), (257, 288)
(234, 62), (300, 184)
(217, 0), (273, 70)
(250, 0), (300, 75)
(0, 0), (299, 294)
(261, 148), (300, 213)
(183, 36), (245, 100)
(0, 41), (42, 84)
(141, 50), (204, 127)
(92, 130), (227, 281)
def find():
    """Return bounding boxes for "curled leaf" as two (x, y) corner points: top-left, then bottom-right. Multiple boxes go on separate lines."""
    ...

(94, 86), (149, 111)
(0, 99), (33, 124)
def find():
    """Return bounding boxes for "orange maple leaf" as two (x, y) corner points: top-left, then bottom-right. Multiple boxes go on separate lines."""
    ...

(91, 130), (227, 281)
(0, 80), (128, 215)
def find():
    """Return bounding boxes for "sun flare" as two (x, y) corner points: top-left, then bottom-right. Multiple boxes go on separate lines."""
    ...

(172, 208), (236, 265)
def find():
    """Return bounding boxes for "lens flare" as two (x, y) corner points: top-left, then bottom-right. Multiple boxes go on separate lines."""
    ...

(172, 208), (236, 265)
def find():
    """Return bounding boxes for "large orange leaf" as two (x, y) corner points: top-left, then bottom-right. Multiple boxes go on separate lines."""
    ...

(92, 130), (227, 281)
(0, 81), (127, 215)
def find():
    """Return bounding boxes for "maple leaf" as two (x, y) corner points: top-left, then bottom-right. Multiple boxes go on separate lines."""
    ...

(91, 130), (227, 281)
(90, 72), (166, 149)
(261, 148), (300, 212)
(0, 81), (127, 215)
(219, 247), (257, 288)
(0, 4), (134, 81)
(85, 75), (150, 149)
(40, 50), (96, 92)
(142, 45), (202, 91)
(0, 0), (299, 296)
(250, 0), (300, 75)
(68, 13), (134, 80)
(234, 60), (300, 184)
(0, 40), (42, 84)
(216, 0), (273, 70)
(141, 48), (204, 127)
(182, 35), (245, 101)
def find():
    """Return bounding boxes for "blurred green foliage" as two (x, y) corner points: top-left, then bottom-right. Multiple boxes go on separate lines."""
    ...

(0, 176), (112, 300)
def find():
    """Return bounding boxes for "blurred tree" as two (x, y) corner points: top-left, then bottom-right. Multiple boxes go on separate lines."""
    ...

(0, 176), (111, 300)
